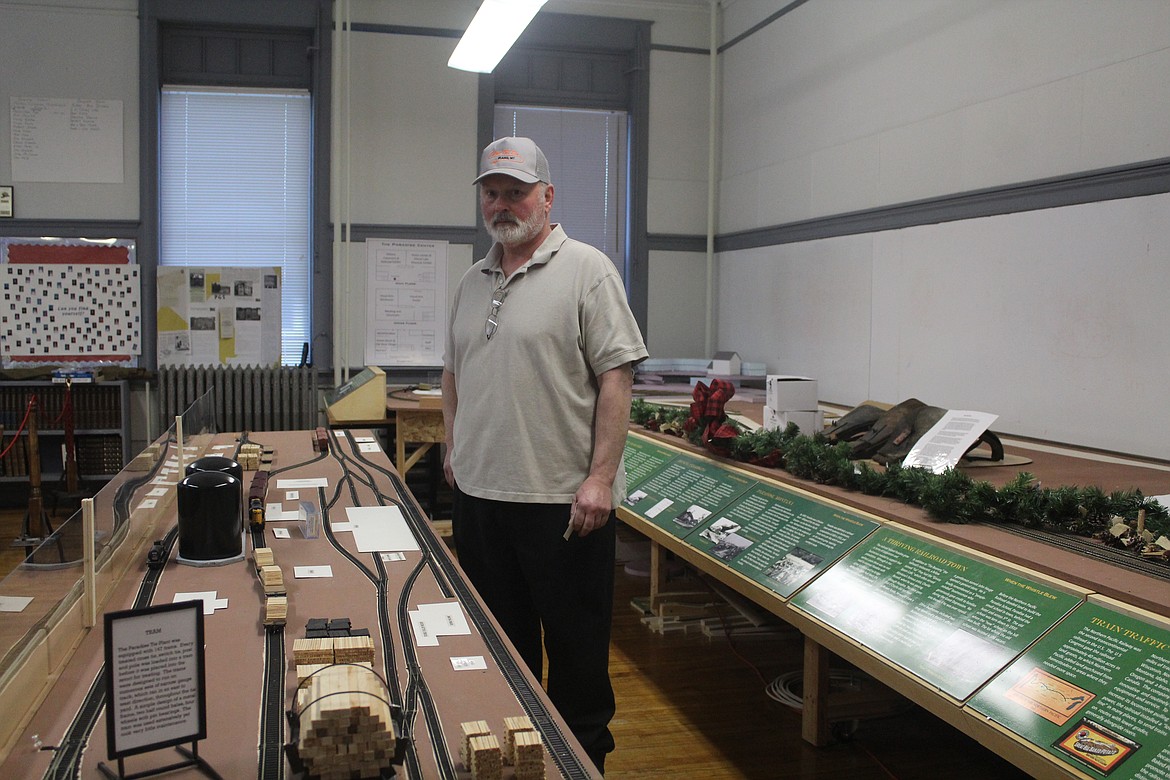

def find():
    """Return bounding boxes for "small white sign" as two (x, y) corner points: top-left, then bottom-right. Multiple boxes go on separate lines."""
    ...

(0, 595), (33, 612)
(451, 655), (487, 671)
(277, 477), (329, 489)
(173, 591), (228, 615)
(294, 565), (334, 578)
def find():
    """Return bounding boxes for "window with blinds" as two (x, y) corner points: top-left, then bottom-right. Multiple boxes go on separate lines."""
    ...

(160, 86), (311, 365)
(494, 105), (628, 276)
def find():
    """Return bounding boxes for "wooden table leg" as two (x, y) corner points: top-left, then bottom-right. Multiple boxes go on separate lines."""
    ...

(648, 541), (668, 610)
(395, 412), (407, 474)
(802, 635), (832, 746)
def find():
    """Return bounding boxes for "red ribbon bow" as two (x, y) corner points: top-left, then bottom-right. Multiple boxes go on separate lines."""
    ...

(687, 378), (739, 455)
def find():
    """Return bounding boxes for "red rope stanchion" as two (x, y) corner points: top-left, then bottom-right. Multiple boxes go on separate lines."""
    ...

(0, 394), (36, 462)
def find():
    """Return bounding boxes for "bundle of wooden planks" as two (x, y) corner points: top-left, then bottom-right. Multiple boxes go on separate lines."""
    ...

(295, 663), (397, 779)
(264, 595), (287, 626)
(512, 730), (545, 780)
(460, 716), (545, 780)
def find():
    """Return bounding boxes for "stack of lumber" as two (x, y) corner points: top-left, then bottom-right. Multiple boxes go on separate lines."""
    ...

(460, 720), (491, 769)
(333, 635), (375, 664)
(293, 637), (336, 666)
(237, 442), (262, 470)
(467, 734), (502, 780)
(264, 595), (287, 626)
(502, 715), (534, 765)
(260, 564), (284, 595)
(126, 443), (161, 471)
(512, 730), (545, 779)
(295, 663), (396, 779)
(460, 716), (545, 780)
(254, 547), (274, 569)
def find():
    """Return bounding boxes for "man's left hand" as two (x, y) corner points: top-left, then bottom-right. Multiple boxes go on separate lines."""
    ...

(568, 476), (612, 538)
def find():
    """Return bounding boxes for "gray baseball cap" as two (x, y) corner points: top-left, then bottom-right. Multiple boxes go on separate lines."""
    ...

(472, 136), (551, 184)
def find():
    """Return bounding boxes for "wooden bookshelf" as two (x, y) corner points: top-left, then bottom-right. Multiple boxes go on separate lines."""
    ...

(0, 380), (130, 483)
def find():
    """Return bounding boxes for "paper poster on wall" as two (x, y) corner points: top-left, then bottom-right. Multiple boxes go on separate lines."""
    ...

(365, 239), (447, 367)
(10, 97), (124, 184)
(157, 266), (281, 366)
(0, 237), (140, 367)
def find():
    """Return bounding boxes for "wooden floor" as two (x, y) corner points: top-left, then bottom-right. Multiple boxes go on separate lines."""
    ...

(0, 504), (1032, 779)
(605, 534), (1031, 780)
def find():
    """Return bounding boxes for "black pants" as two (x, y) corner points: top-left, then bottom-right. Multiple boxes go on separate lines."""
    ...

(452, 488), (616, 772)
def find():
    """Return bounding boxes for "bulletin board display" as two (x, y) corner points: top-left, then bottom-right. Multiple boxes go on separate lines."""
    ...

(0, 236), (140, 367)
(156, 266), (281, 367)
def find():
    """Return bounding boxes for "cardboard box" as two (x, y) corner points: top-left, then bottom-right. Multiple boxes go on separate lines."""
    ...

(765, 375), (818, 411)
(764, 407), (823, 435)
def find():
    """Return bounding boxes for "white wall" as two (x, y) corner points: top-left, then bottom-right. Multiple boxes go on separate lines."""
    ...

(0, 0), (139, 219)
(333, 1), (713, 367)
(646, 42), (714, 359)
(715, 0), (1170, 458)
(719, 0), (1170, 228)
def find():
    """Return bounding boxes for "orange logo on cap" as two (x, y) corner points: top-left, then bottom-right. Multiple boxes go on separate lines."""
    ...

(488, 149), (524, 166)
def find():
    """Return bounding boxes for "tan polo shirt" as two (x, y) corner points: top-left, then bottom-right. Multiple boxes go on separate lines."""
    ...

(443, 225), (648, 504)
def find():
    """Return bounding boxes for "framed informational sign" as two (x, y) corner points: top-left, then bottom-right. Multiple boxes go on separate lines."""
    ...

(103, 600), (206, 762)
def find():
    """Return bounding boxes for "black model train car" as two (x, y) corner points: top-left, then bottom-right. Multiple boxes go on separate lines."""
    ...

(248, 470), (270, 530)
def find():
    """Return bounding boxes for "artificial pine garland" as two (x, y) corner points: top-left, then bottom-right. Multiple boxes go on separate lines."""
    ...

(629, 397), (1170, 542)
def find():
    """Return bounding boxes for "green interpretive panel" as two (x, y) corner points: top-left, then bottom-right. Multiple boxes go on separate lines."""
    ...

(622, 436), (682, 491)
(620, 452), (757, 540)
(790, 527), (1082, 701)
(686, 483), (881, 599)
(969, 601), (1170, 779)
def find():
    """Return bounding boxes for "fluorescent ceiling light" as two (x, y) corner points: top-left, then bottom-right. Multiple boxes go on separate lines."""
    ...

(448, 0), (548, 74)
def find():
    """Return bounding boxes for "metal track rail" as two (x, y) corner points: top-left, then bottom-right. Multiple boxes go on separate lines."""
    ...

(257, 626), (286, 780)
(988, 522), (1170, 581)
(41, 525), (180, 780)
(343, 432), (596, 780)
(316, 462), (430, 780)
(250, 523), (286, 780)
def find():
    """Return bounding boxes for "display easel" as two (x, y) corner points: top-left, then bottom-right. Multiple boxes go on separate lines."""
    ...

(99, 601), (219, 779)
(97, 743), (222, 780)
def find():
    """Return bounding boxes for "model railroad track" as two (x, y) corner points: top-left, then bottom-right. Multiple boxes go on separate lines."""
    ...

(109, 440), (169, 530)
(258, 623), (286, 780)
(319, 444), (444, 779)
(250, 435), (334, 780)
(41, 525), (180, 780)
(247, 521), (286, 780)
(40, 437), (177, 779)
(988, 522), (1170, 582)
(325, 438), (460, 777)
(341, 431), (596, 780)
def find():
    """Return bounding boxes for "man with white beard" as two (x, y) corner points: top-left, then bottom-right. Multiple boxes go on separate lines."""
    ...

(441, 136), (648, 773)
